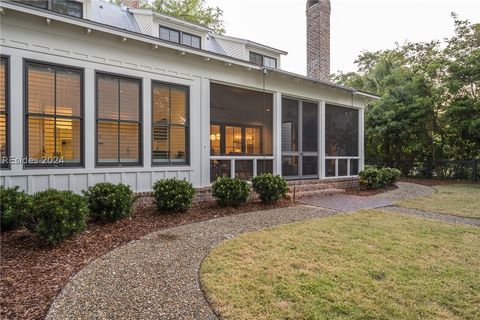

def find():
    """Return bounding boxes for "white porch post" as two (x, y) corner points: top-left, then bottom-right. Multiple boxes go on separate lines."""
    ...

(200, 78), (210, 186)
(84, 68), (95, 170)
(273, 92), (282, 176)
(9, 56), (23, 175)
(359, 107), (365, 172)
(319, 100), (326, 179)
(142, 77), (152, 172)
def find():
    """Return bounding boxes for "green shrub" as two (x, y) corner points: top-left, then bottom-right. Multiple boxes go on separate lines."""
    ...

(252, 173), (289, 203)
(153, 179), (196, 212)
(211, 177), (250, 207)
(380, 167), (401, 186)
(83, 183), (134, 222)
(0, 186), (31, 232)
(359, 166), (383, 190)
(359, 166), (401, 190)
(26, 189), (88, 245)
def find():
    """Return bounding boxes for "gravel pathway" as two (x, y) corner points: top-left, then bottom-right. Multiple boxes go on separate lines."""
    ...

(46, 205), (339, 320)
(45, 182), (445, 320)
(383, 206), (480, 227)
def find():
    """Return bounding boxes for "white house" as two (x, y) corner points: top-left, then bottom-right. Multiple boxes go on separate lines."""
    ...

(0, 0), (376, 194)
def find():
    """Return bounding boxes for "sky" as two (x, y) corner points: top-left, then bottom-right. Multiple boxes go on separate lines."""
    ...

(205, 0), (480, 75)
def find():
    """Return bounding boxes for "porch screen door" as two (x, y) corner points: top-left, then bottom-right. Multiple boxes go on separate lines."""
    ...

(281, 98), (319, 179)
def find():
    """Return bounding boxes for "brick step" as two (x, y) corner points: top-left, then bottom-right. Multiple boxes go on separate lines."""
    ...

(287, 179), (328, 186)
(288, 183), (334, 193)
(292, 188), (345, 199)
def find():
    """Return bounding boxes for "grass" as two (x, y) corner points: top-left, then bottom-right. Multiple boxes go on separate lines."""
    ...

(398, 184), (480, 219)
(200, 210), (480, 320)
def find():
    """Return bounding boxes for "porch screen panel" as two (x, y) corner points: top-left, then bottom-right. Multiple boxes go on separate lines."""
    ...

(0, 58), (7, 167)
(26, 62), (82, 166)
(302, 102), (318, 152)
(281, 98), (299, 152)
(325, 104), (359, 156)
(210, 83), (273, 156)
(152, 82), (189, 165)
(97, 74), (141, 165)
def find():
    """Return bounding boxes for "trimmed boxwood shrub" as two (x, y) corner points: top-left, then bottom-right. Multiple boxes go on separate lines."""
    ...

(359, 166), (401, 190)
(83, 183), (134, 222)
(252, 173), (289, 203)
(211, 177), (250, 207)
(25, 189), (88, 245)
(153, 179), (196, 212)
(380, 167), (401, 186)
(0, 186), (31, 232)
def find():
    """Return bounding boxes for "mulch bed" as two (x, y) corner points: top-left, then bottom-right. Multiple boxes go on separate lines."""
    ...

(0, 199), (294, 320)
(344, 185), (398, 197)
(400, 177), (478, 186)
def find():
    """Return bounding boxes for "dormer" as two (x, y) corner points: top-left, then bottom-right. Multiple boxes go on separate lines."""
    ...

(128, 8), (210, 51)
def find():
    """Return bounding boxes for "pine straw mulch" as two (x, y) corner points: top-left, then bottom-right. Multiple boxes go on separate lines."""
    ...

(0, 199), (294, 320)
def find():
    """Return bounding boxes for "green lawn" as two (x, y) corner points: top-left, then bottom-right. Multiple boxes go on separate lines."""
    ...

(398, 184), (480, 219)
(201, 210), (480, 320)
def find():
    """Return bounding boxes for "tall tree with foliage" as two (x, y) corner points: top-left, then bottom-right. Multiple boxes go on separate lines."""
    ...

(112, 0), (225, 34)
(334, 15), (480, 162)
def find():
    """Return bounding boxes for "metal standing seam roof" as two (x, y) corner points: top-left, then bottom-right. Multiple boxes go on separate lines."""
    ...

(90, 0), (140, 33)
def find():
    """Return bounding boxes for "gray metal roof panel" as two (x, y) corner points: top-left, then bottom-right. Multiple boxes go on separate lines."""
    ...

(205, 35), (227, 55)
(90, 0), (140, 33)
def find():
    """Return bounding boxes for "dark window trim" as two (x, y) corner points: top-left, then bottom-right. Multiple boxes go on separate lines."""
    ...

(151, 80), (190, 167)
(95, 71), (143, 167)
(159, 25), (202, 49)
(18, 0), (83, 18)
(210, 122), (265, 156)
(249, 51), (277, 68)
(23, 59), (85, 169)
(1, 56), (10, 169)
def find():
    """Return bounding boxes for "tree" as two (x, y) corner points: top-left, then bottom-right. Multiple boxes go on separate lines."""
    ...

(334, 15), (480, 162)
(112, 0), (225, 34)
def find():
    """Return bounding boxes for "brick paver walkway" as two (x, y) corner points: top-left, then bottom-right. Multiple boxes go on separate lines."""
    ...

(299, 182), (435, 212)
(300, 194), (392, 212)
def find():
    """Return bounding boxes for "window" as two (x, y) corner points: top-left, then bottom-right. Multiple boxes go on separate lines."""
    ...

(96, 73), (142, 166)
(160, 26), (180, 43)
(17, 0), (83, 18)
(263, 56), (277, 68)
(152, 82), (189, 165)
(182, 32), (201, 49)
(159, 26), (201, 49)
(25, 62), (83, 167)
(0, 57), (8, 168)
(249, 51), (277, 68)
(249, 52), (263, 66)
(210, 124), (263, 155)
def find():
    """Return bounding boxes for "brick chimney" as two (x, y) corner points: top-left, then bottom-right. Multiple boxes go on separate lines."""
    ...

(306, 0), (331, 81)
(123, 0), (140, 8)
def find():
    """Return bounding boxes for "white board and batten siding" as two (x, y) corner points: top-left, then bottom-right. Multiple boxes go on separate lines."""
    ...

(0, 8), (366, 194)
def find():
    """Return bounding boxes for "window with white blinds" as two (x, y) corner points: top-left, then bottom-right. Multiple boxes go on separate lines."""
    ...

(152, 82), (189, 165)
(25, 62), (83, 167)
(0, 57), (8, 168)
(96, 73), (142, 166)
